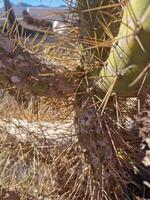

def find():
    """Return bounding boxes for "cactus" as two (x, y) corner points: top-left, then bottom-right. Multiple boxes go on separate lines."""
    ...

(77, 0), (119, 68)
(0, 0), (150, 199)
(74, 0), (150, 199)
(99, 0), (150, 96)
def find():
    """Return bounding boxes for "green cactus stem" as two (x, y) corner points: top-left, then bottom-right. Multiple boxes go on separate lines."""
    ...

(99, 0), (150, 97)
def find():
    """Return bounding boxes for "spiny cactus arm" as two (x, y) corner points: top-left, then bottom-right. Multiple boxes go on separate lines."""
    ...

(77, 0), (119, 70)
(0, 34), (77, 98)
(0, 118), (74, 145)
(77, 0), (106, 68)
(99, 0), (150, 96)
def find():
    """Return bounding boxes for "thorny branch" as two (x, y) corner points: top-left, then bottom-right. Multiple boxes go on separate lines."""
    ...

(0, 33), (77, 98)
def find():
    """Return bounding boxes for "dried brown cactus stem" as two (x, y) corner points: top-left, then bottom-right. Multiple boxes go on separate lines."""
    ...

(0, 34), (77, 98)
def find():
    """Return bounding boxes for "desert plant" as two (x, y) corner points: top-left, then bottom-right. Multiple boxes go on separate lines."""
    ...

(0, 0), (149, 199)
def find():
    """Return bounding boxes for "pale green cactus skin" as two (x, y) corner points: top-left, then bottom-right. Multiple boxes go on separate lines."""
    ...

(99, 0), (150, 96)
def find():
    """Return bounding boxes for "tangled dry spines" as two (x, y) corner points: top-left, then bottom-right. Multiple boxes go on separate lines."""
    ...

(52, 144), (96, 200)
(0, 116), (76, 199)
(0, 136), (52, 198)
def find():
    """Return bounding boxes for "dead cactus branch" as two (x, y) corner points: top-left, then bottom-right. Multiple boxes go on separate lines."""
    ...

(0, 33), (77, 98)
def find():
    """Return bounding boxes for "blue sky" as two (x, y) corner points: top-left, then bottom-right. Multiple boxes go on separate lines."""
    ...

(0, 0), (66, 7)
